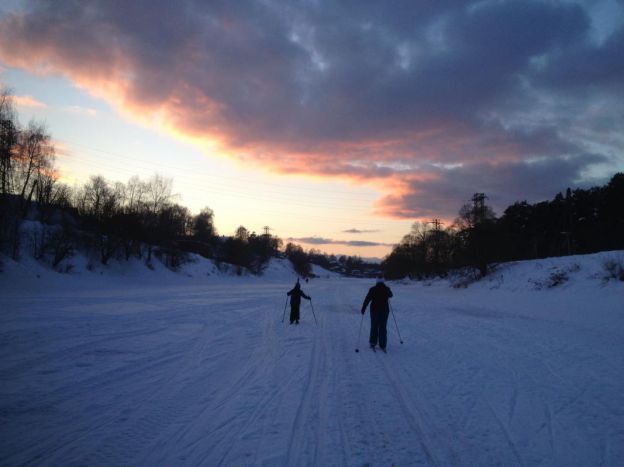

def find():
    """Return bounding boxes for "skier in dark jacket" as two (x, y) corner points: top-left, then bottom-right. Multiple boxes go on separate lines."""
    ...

(361, 277), (393, 351)
(287, 280), (311, 324)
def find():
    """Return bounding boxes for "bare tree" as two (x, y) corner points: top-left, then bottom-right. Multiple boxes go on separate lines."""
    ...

(50, 182), (72, 208)
(125, 175), (145, 213)
(112, 182), (126, 210)
(35, 171), (57, 206)
(13, 121), (55, 210)
(193, 207), (216, 241)
(145, 174), (174, 214)
(235, 225), (250, 242)
(81, 175), (111, 219)
(0, 87), (18, 197)
(0, 88), (19, 253)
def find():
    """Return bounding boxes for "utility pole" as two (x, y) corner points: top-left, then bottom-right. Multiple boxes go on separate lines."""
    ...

(263, 225), (271, 236)
(430, 218), (442, 232)
(471, 193), (488, 225)
(429, 218), (444, 273)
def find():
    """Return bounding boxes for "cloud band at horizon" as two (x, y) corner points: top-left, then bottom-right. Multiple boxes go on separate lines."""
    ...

(287, 237), (395, 248)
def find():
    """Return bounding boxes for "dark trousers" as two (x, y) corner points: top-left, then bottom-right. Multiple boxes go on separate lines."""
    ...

(290, 305), (300, 323)
(369, 310), (390, 349)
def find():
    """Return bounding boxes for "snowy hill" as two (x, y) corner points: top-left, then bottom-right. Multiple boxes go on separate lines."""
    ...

(443, 250), (624, 291)
(0, 250), (342, 292)
(1, 251), (623, 466)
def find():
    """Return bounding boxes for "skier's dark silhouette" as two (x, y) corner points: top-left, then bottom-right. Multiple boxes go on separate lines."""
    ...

(287, 280), (311, 324)
(361, 277), (393, 351)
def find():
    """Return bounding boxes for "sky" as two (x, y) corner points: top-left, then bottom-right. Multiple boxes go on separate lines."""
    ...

(1, 0), (623, 259)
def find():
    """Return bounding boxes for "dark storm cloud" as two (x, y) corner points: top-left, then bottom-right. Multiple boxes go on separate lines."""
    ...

(1, 0), (622, 218)
(535, 23), (624, 90)
(377, 152), (611, 219)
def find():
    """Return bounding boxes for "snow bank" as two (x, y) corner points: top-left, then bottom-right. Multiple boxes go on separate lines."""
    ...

(0, 249), (347, 295)
(3, 248), (623, 296)
(405, 250), (624, 292)
(1, 248), (623, 466)
(483, 250), (624, 290)
(0, 219), (339, 292)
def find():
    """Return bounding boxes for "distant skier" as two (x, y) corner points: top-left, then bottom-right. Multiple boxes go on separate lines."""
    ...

(287, 280), (311, 324)
(361, 277), (393, 351)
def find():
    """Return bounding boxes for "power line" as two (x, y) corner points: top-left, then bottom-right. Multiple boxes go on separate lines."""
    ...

(51, 137), (418, 238)
(56, 137), (379, 200)
(58, 154), (380, 212)
(56, 155), (401, 226)
(56, 138), (458, 204)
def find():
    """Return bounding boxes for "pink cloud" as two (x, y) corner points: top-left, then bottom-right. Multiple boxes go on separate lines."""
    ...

(14, 94), (47, 108)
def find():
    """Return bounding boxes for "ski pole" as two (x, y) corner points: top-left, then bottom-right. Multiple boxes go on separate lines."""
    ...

(355, 312), (364, 353)
(389, 302), (404, 344)
(309, 300), (318, 325)
(281, 295), (289, 323)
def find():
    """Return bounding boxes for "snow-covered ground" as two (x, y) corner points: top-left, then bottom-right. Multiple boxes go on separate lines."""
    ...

(1, 252), (623, 466)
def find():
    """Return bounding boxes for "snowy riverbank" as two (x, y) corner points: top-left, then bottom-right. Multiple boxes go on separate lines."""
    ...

(1, 251), (623, 466)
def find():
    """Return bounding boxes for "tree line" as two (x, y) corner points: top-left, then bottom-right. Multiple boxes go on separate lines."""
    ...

(3, 86), (621, 279)
(0, 87), (281, 272)
(382, 176), (624, 279)
(0, 87), (370, 276)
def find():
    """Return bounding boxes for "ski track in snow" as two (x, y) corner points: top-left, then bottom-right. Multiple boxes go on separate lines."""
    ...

(1, 275), (623, 466)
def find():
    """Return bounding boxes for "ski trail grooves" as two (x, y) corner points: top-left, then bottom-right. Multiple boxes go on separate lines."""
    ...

(185, 299), (300, 465)
(376, 357), (443, 466)
(78, 321), (214, 466)
(2, 273), (623, 467)
(484, 398), (525, 467)
(284, 333), (321, 465)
